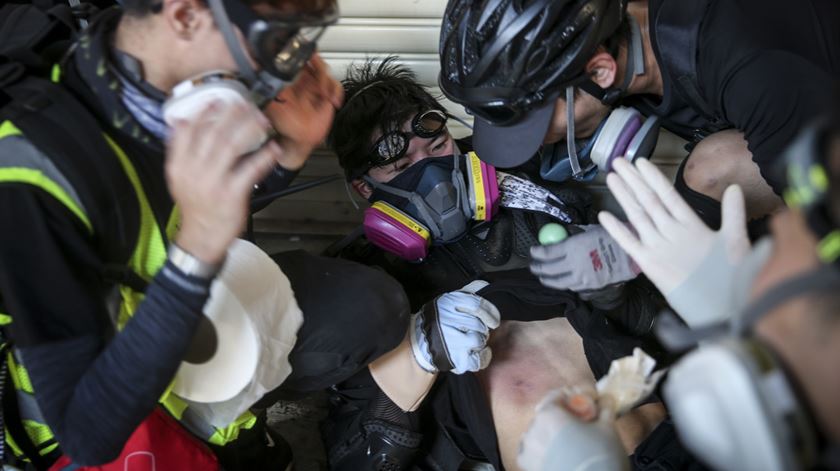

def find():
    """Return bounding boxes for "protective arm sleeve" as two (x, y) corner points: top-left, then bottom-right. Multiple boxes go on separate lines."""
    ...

(250, 164), (300, 213)
(0, 187), (210, 465)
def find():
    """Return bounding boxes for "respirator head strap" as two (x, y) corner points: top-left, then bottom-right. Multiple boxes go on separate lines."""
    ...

(565, 86), (584, 177)
(207, 0), (258, 86)
(578, 15), (646, 107)
(735, 264), (840, 334)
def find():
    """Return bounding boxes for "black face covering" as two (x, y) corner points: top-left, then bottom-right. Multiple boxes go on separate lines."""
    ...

(366, 155), (474, 243)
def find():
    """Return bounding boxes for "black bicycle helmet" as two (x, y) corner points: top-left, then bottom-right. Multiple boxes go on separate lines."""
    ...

(439, 0), (627, 167)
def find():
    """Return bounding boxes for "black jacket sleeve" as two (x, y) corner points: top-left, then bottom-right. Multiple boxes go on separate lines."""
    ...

(0, 186), (210, 465)
(250, 164), (300, 213)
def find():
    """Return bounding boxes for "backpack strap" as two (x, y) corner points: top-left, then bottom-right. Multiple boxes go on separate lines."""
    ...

(0, 73), (140, 278)
(652, 0), (733, 141)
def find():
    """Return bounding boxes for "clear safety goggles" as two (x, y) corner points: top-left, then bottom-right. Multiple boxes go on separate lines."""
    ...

(208, 0), (338, 105)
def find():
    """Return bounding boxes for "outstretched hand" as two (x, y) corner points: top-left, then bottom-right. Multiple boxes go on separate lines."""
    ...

(598, 158), (750, 295)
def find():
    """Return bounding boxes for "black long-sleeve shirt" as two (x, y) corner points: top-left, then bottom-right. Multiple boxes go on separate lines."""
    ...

(626, 0), (840, 192)
(0, 184), (211, 465)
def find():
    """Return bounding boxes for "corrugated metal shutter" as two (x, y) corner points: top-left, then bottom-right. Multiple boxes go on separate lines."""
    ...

(254, 0), (688, 252)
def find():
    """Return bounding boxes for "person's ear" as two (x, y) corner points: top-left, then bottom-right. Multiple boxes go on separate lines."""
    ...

(584, 50), (618, 89)
(352, 178), (373, 199)
(162, 0), (206, 40)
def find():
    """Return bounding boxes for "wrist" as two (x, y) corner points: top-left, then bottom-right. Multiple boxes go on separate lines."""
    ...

(169, 239), (225, 278)
(272, 139), (312, 171)
(408, 313), (437, 374)
(175, 224), (229, 266)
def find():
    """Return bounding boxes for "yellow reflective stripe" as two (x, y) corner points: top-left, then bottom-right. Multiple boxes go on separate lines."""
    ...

(208, 411), (257, 446)
(371, 201), (431, 240)
(0, 121), (23, 139)
(8, 350), (34, 394)
(51, 64), (61, 83)
(4, 424), (59, 461)
(159, 387), (189, 421)
(810, 164), (828, 193)
(468, 152), (488, 220)
(103, 135), (170, 282)
(0, 168), (93, 233)
(0, 313), (11, 326)
(166, 205), (180, 240)
(818, 230), (840, 264)
(5, 428), (25, 458)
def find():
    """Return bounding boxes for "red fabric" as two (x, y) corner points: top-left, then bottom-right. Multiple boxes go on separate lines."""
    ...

(49, 408), (219, 471)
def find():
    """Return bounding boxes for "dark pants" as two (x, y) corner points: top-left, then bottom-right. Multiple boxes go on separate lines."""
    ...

(224, 251), (411, 469)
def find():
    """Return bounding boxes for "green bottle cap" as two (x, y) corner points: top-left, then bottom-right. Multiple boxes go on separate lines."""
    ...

(538, 223), (569, 245)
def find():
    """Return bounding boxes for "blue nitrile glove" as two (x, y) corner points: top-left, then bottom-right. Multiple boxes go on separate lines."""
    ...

(409, 280), (501, 375)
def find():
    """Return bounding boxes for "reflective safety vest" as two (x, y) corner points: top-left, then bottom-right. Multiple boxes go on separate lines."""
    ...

(0, 79), (256, 463)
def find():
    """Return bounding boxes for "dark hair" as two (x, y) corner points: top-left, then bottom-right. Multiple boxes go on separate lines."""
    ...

(329, 56), (446, 180)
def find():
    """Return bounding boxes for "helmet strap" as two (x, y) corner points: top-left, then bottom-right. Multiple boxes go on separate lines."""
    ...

(579, 15), (646, 106)
(565, 86), (584, 176)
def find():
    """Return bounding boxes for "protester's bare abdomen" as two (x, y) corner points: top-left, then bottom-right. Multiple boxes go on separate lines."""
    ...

(479, 318), (666, 470)
(478, 318), (595, 470)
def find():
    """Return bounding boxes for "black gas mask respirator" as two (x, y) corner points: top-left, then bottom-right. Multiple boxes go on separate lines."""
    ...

(162, 0), (337, 127)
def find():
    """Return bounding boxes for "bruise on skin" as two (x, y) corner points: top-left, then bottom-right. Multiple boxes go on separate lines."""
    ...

(478, 318), (596, 471)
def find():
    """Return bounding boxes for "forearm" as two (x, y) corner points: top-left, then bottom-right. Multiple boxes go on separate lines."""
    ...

(22, 261), (211, 465)
(369, 332), (437, 412)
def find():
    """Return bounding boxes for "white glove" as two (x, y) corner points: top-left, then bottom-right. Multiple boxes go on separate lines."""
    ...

(598, 158), (751, 328)
(409, 280), (501, 375)
(530, 224), (641, 291)
(518, 389), (629, 471)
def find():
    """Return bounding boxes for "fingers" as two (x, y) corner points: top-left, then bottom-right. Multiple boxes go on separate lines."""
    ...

(167, 118), (196, 161)
(530, 259), (572, 279)
(605, 171), (660, 244)
(477, 346), (493, 370)
(610, 159), (674, 232)
(529, 243), (567, 263)
(308, 53), (344, 108)
(720, 184), (747, 236)
(230, 140), (281, 191)
(563, 391), (599, 422)
(194, 102), (270, 178)
(475, 298), (501, 329)
(634, 158), (701, 226)
(459, 279), (489, 294)
(450, 303), (497, 333)
(598, 211), (644, 262)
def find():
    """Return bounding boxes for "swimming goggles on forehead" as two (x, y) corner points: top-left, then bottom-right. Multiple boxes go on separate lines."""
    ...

(368, 109), (449, 168)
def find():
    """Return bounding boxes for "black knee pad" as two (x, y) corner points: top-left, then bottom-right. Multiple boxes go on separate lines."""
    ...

(328, 419), (422, 471)
(674, 157), (722, 229)
(325, 376), (423, 471)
